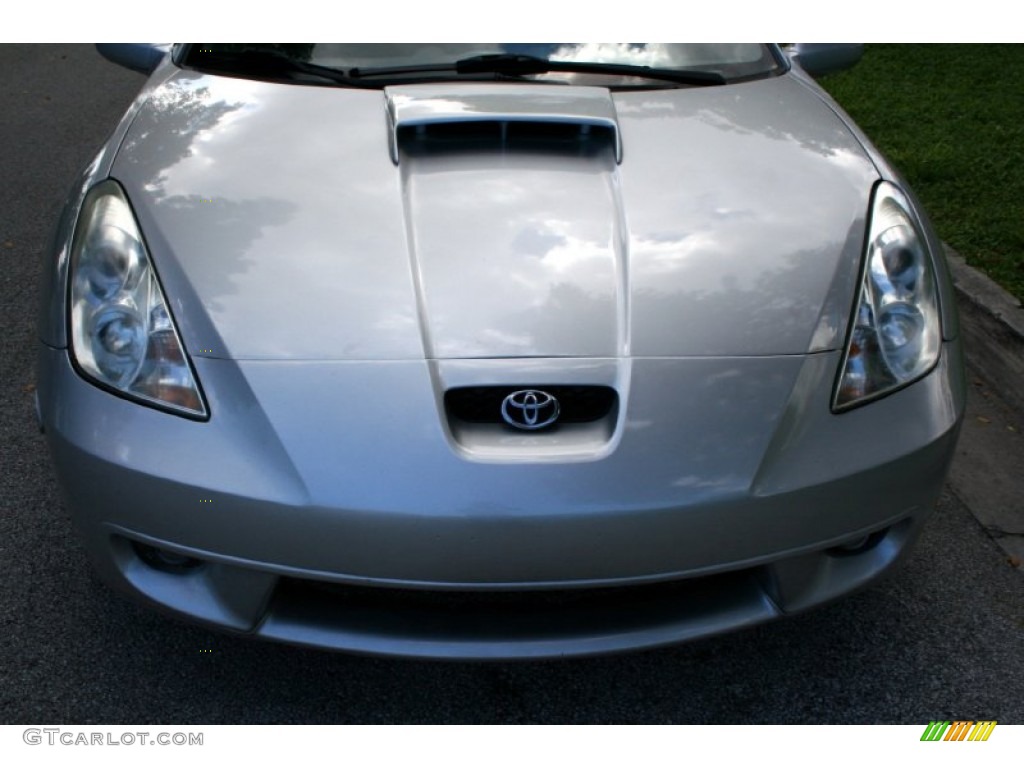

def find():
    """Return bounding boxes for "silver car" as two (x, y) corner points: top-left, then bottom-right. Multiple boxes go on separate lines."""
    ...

(37, 44), (965, 659)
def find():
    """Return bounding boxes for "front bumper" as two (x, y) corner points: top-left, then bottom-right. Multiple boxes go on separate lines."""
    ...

(38, 343), (965, 659)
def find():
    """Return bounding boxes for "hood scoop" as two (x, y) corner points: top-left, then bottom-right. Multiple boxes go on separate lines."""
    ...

(397, 119), (618, 162)
(385, 83), (622, 163)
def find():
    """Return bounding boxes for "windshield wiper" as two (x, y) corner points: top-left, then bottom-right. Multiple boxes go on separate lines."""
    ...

(349, 53), (727, 87)
(192, 48), (360, 87)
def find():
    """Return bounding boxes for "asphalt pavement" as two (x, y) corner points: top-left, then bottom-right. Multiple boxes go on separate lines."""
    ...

(1, 44), (1022, 724)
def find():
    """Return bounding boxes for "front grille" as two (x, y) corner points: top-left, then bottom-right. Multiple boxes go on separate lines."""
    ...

(445, 385), (617, 425)
(271, 568), (764, 639)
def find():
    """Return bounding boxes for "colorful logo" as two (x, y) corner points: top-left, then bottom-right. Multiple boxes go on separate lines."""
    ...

(920, 721), (997, 741)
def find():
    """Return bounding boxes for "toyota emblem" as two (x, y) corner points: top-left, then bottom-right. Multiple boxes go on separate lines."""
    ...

(500, 389), (560, 430)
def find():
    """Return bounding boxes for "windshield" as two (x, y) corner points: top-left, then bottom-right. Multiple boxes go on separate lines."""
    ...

(181, 44), (784, 88)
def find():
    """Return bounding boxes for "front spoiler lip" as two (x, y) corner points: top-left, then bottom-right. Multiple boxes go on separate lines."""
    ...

(100, 513), (924, 660)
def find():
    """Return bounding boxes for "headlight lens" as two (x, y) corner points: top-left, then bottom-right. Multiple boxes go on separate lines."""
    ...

(834, 182), (941, 410)
(69, 180), (207, 418)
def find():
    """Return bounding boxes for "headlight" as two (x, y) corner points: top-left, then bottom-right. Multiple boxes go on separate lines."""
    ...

(69, 180), (207, 418)
(834, 181), (941, 411)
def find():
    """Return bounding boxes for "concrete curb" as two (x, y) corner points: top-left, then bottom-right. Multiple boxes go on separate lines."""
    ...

(944, 244), (1024, 415)
(942, 244), (1024, 569)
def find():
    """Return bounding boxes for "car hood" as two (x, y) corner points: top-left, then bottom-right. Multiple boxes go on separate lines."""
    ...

(111, 71), (879, 360)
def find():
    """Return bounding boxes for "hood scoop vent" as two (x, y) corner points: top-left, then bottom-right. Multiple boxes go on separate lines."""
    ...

(397, 120), (617, 160)
(385, 83), (622, 164)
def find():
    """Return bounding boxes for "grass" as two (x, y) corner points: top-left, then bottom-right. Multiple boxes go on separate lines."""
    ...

(820, 44), (1024, 302)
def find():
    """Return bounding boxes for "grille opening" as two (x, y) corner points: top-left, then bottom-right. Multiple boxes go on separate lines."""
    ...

(397, 120), (616, 158)
(446, 385), (617, 426)
(270, 568), (765, 639)
(281, 572), (747, 612)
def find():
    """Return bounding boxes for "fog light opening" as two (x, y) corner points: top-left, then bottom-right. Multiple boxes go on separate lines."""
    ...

(827, 529), (888, 558)
(133, 542), (204, 573)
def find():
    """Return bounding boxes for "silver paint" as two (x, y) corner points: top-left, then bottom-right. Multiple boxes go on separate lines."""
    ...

(98, 71), (877, 361)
